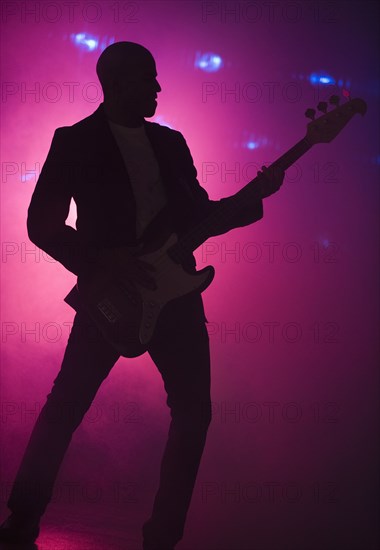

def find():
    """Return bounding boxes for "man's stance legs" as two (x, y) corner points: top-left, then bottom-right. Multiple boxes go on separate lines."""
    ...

(143, 295), (212, 549)
(2, 295), (211, 550)
(6, 310), (120, 519)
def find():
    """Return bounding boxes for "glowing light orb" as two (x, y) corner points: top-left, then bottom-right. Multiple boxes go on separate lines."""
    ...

(195, 52), (223, 72)
(70, 33), (115, 52)
(309, 72), (336, 85)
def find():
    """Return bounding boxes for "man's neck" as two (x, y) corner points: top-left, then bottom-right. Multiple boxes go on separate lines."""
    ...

(103, 102), (144, 128)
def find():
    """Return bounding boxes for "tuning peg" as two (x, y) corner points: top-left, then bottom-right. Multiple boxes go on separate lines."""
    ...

(305, 108), (316, 120)
(329, 95), (340, 106)
(342, 89), (351, 101)
(317, 101), (328, 113)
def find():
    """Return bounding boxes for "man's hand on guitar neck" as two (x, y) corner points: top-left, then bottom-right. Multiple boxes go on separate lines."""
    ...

(257, 165), (285, 198)
(97, 247), (157, 291)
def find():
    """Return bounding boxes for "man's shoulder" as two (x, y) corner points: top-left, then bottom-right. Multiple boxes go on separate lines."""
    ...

(54, 107), (101, 137)
(144, 120), (183, 140)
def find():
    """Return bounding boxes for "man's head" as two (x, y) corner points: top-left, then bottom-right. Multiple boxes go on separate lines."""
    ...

(96, 42), (161, 119)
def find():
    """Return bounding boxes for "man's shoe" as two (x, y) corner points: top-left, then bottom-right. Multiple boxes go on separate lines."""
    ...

(0, 513), (40, 543)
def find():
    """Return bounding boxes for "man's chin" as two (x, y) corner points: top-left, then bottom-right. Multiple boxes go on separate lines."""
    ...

(143, 99), (157, 118)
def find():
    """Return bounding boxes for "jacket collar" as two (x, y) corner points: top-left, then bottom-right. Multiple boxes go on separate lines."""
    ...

(89, 102), (175, 194)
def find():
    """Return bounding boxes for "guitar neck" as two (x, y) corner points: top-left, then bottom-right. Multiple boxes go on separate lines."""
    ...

(169, 136), (313, 260)
(269, 136), (312, 171)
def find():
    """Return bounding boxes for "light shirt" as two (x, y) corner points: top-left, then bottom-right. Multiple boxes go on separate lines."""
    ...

(107, 119), (167, 238)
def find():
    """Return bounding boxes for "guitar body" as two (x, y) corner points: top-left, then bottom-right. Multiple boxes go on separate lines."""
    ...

(77, 233), (214, 357)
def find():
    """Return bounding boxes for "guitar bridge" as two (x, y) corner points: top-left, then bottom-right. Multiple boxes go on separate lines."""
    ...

(97, 298), (122, 323)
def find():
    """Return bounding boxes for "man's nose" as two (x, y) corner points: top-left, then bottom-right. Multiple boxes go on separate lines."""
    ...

(155, 79), (162, 93)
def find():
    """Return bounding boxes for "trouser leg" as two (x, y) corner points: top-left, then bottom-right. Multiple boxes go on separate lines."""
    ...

(7, 310), (120, 517)
(143, 295), (212, 548)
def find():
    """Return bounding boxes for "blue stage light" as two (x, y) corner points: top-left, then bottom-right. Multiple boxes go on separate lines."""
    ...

(194, 52), (223, 72)
(309, 72), (336, 85)
(71, 33), (99, 51)
(70, 33), (114, 52)
(247, 141), (259, 150)
(236, 134), (269, 151)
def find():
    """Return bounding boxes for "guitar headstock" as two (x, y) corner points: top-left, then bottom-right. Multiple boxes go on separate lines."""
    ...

(305, 94), (367, 145)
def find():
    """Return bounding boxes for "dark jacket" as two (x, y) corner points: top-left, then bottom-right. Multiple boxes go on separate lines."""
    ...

(27, 103), (263, 309)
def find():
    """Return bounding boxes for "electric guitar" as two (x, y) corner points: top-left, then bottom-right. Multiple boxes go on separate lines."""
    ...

(77, 95), (367, 357)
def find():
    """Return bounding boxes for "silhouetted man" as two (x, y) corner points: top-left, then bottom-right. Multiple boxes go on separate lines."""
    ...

(0, 42), (283, 549)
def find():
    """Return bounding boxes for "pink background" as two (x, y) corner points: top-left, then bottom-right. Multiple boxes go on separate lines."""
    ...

(1, 1), (379, 549)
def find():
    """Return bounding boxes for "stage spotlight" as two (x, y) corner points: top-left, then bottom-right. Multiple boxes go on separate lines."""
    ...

(70, 33), (114, 52)
(246, 141), (259, 150)
(293, 72), (350, 90)
(237, 133), (269, 150)
(71, 33), (98, 51)
(195, 52), (223, 72)
(309, 72), (336, 85)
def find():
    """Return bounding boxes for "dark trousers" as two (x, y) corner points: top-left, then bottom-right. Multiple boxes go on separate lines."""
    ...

(7, 293), (212, 548)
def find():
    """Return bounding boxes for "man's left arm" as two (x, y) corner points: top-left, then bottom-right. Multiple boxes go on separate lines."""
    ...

(175, 132), (284, 237)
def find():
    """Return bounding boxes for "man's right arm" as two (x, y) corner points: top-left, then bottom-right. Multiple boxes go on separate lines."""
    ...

(28, 129), (156, 288)
(27, 128), (99, 277)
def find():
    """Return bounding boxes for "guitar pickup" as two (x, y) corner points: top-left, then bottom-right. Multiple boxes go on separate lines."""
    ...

(97, 298), (122, 323)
